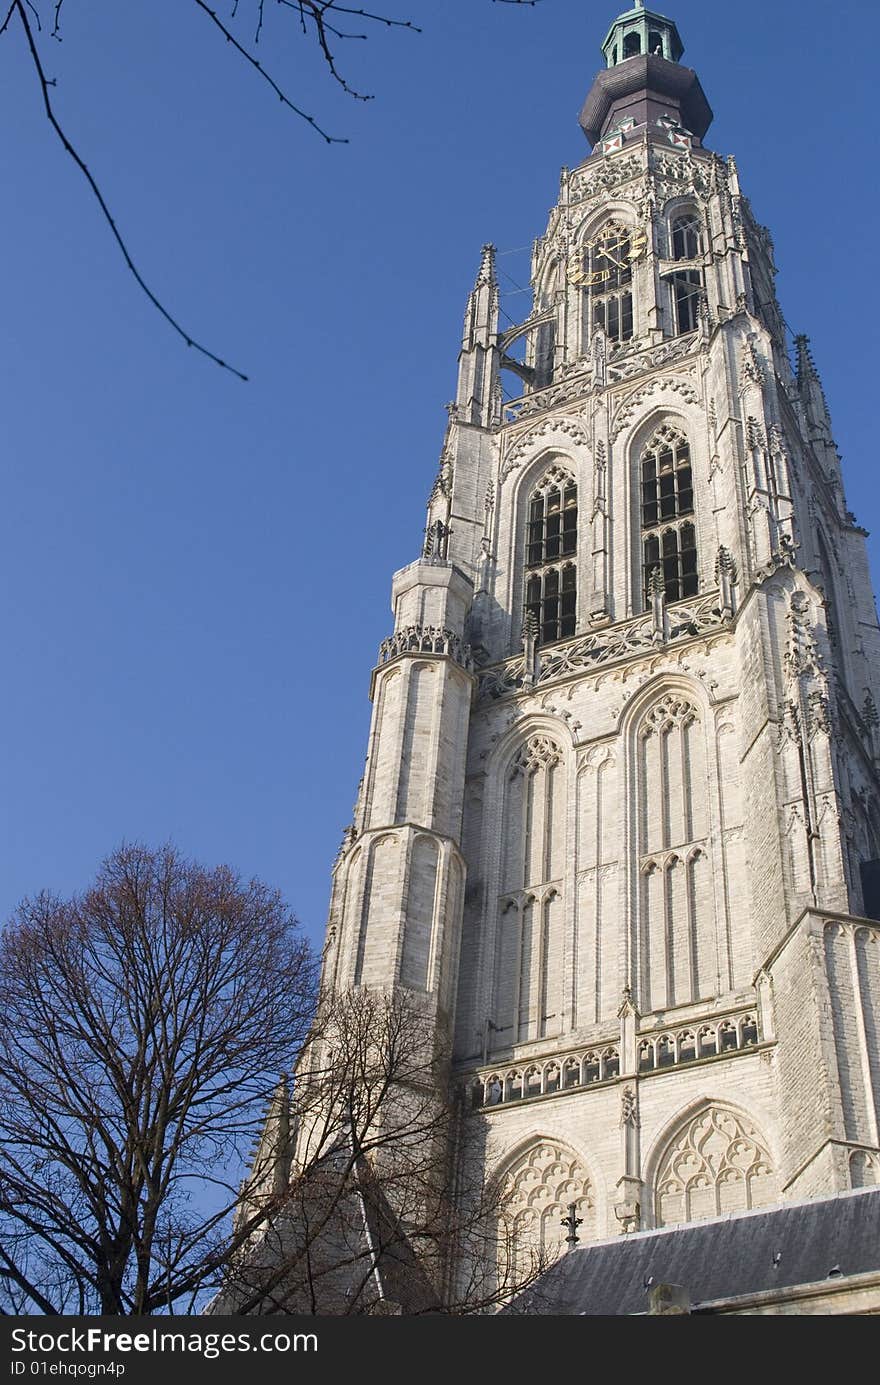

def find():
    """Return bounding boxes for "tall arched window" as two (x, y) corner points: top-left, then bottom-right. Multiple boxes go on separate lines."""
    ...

(654, 1106), (777, 1227)
(667, 212), (703, 336)
(640, 425), (698, 606)
(525, 467), (577, 644)
(501, 1141), (596, 1274)
(493, 735), (567, 1047)
(636, 693), (714, 1012)
(587, 221), (634, 345)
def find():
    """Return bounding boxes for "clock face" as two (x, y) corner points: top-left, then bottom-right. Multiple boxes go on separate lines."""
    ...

(566, 225), (648, 287)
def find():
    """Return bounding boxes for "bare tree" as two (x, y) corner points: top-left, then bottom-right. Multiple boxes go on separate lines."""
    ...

(0, 1), (540, 378)
(0, 843), (317, 1315)
(0, 848), (548, 1315)
(213, 987), (551, 1315)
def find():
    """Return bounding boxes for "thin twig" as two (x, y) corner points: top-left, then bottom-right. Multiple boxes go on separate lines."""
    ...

(14, 1), (248, 379)
(193, 0), (348, 143)
(278, 1), (421, 101)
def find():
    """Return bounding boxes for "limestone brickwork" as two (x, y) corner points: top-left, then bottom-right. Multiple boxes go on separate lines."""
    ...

(316, 2), (880, 1296)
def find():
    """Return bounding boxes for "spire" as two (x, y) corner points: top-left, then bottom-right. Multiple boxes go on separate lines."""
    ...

(456, 244), (500, 427)
(794, 334), (834, 442)
(580, 5), (712, 149)
(461, 244), (498, 352)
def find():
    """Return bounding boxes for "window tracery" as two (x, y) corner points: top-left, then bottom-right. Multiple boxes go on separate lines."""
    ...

(654, 1106), (777, 1227)
(636, 692), (714, 1010)
(492, 733), (566, 1047)
(502, 1141), (595, 1266)
(525, 468), (578, 645)
(640, 425), (698, 607)
(666, 213), (703, 336)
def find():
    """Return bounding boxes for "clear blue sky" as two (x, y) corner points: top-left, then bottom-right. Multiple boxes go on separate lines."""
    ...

(1, 0), (877, 952)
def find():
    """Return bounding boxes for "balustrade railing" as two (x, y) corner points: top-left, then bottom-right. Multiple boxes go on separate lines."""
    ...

(468, 1009), (760, 1109)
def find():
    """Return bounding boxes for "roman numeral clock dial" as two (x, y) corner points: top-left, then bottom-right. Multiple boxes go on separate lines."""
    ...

(566, 226), (649, 287)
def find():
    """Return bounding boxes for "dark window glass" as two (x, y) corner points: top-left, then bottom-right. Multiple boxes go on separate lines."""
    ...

(672, 216), (701, 261)
(621, 294), (633, 339)
(861, 860), (880, 921)
(668, 218), (702, 336)
(640, 428), (699, 609)
(674, 270), (702, 334)
(524, 476), (579, 644)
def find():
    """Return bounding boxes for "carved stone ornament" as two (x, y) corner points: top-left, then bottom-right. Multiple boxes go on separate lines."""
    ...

(654, 1106), (777, 1227)
(568, 151), (643, 205)
(502, 1141), (595, 1255)
(478, 592), (728, 700)
(378, 625), (472, 672)
(510, 734), (564, 777)
(611, 375), (700, 441)
(501, 416), (590, 478)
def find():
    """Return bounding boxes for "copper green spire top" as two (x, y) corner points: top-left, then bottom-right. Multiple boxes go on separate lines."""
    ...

(601, 3), (684, 68)
(580, 3), (711, 149)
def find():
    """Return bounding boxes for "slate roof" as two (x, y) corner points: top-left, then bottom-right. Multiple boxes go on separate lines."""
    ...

(504, 1186), (880, 1315)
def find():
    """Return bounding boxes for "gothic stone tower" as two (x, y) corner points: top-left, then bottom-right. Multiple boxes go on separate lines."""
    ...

(320, 2), (880, 1274)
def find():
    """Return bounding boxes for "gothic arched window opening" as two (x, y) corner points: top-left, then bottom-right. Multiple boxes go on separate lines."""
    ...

(525, 470), (578, 644)
(654, 1107), (778, 1227)
(587, 221), (634, 346)
(667, 213), (703, 336)
(640, 426), (698, 606)
(672, 214), (701, 261)
(623, 31), (641, 58)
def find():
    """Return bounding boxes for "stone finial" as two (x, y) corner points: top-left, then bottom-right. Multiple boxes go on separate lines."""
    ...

(795, 333), (818, 387)
(475, 242), (497, 290)
(560, 1202), (583, 1250)
(794, 332), (835, 440)
(648, 565), (667, 644)
(716, 545), (738, 616)
(592, 325), (607, 388)
(617, 982), (639, 1019)
(741, 334), (765, 388)
(620, 1086), (638, 1128)
(423, 518), (450, 563)
(521, 611), (539, 688)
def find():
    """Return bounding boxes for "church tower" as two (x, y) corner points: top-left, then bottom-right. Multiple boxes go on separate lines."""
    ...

(320, 0), (880, 1279)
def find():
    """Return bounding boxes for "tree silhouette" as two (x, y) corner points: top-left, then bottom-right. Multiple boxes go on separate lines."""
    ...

(0, 843), (317, 1314)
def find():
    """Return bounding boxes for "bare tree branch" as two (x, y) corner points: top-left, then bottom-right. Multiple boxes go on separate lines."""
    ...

(213, 988), (552, 1315)
(192, 1), (350, 142)
(10, 1), (250, 379)
(0, 843), (317, 1315)
(2, 1), (540, 378)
